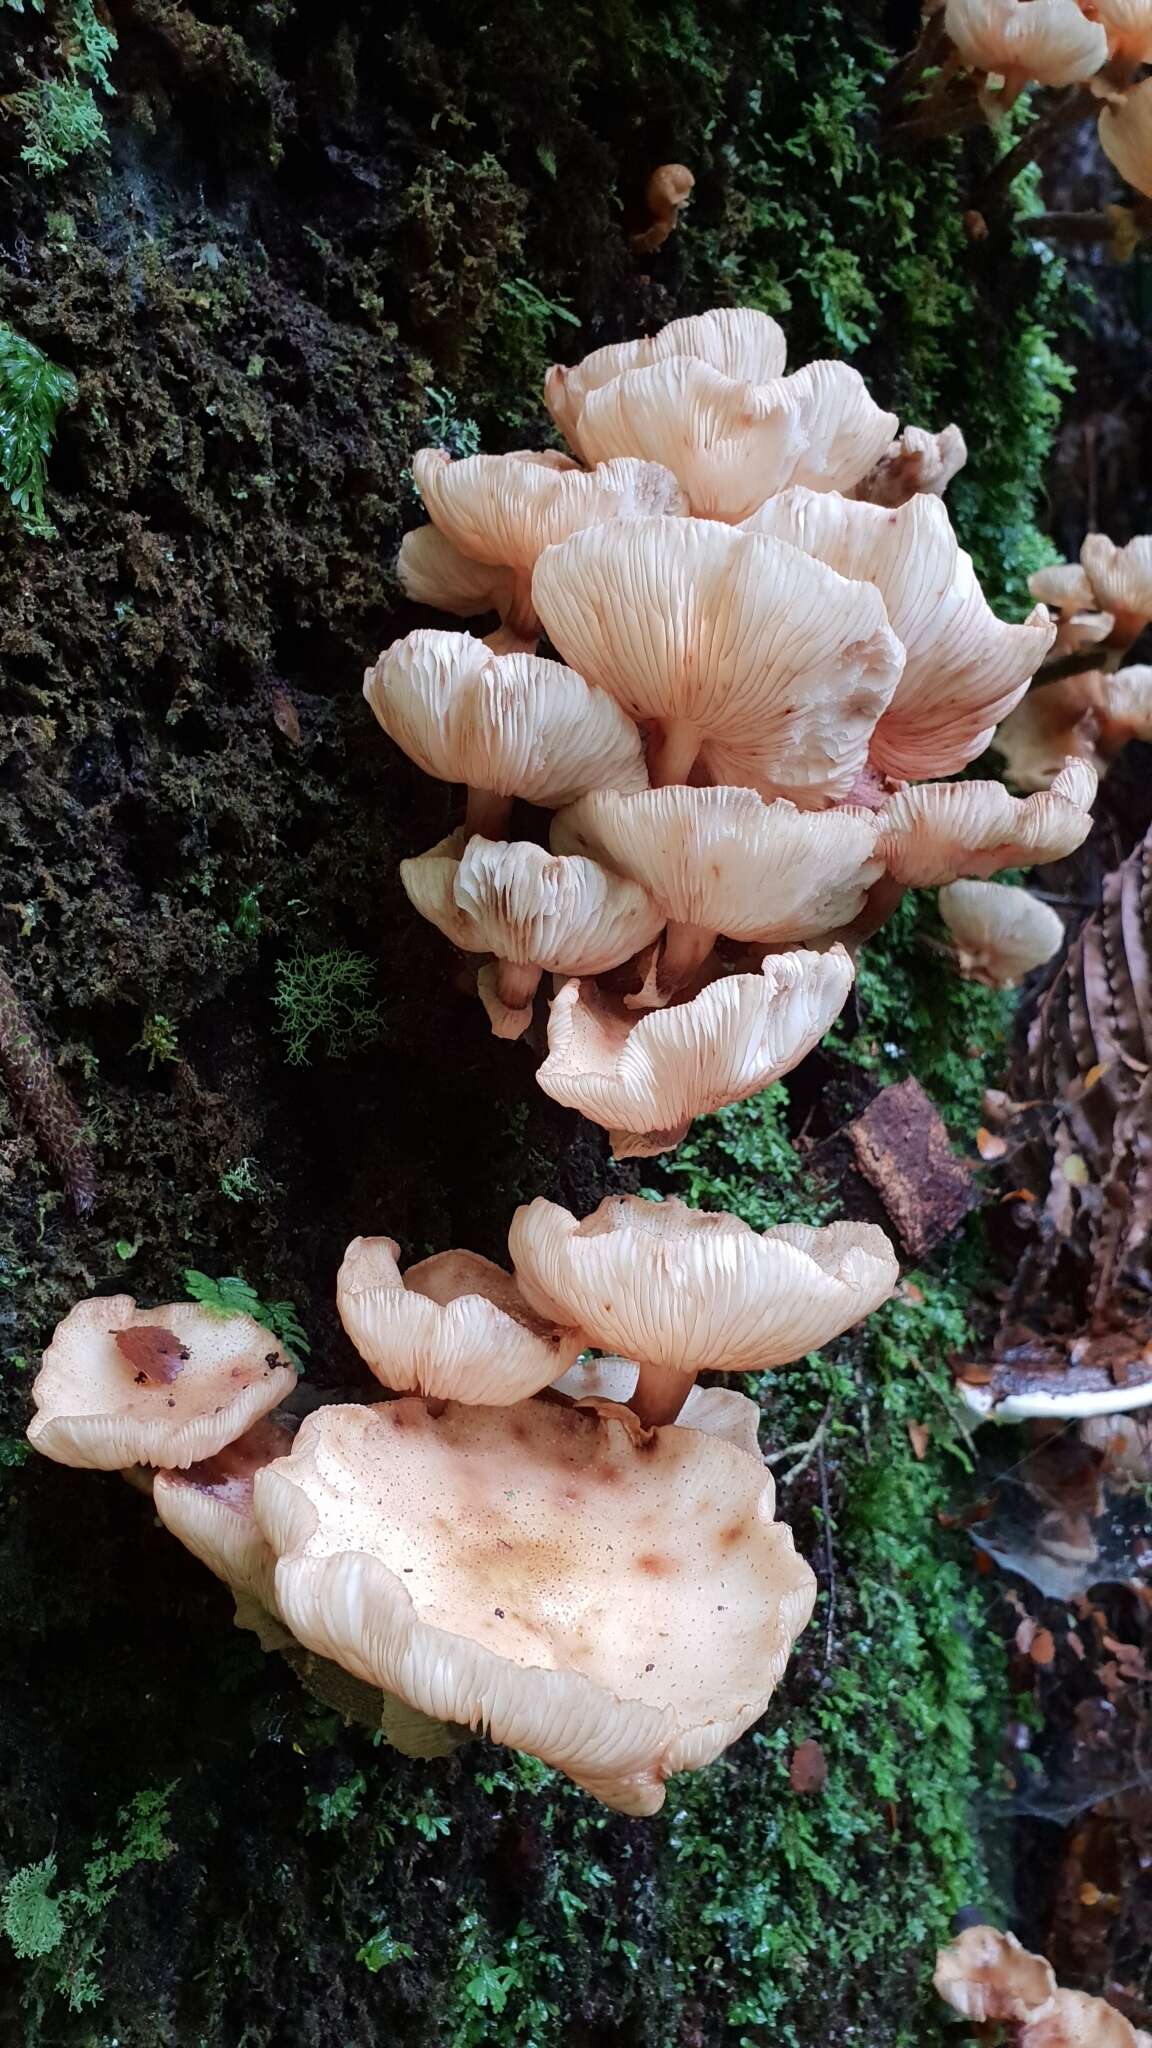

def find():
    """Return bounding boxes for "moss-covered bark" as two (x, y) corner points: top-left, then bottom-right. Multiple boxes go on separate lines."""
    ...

(0, 3), (1075, 2041)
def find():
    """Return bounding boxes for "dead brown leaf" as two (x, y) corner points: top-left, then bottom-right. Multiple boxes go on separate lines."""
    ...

(788, 1739), (827, 1795)
(907, 1421), (930, 1461)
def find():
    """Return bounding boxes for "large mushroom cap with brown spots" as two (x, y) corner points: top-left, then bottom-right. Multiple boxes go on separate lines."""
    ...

(252, 1397), (816, 1815)
(27, 1296), (297, 1471)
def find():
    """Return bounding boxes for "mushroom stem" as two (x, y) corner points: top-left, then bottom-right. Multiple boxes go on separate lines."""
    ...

(628, 1359), (690, 1428)
(659, 921), (718, 993)
(495, 959), (544, 1012)
(648, 719), (701, 788)
(465, 787), (514, 838)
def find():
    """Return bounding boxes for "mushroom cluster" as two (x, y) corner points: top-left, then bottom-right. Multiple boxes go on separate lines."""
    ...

(368, 306), (1090, 1152)
(25, 1191), (898, 1812)
(935, 1925), (1152, 2047)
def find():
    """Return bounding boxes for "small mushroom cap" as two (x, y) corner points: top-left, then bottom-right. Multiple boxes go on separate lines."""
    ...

(852, 423), (968, 508)
(1022, 1991), (1152, 2048)
(396, 523), (516, 624)
(934, 1926), (1057, 2024)
(1029, 562), (1099, 614)
(944, 0), (1109, 82)
(509, 1194), (898, 1384)
(552, 1356), (765, 1459)
(550, 787), (883, 941)
(1089, 0), (1152, 63)
(747, 488), (1055, 782)
(533, 517), (905, 807)
(938, 880), (1065, 986)
(252, 1397), (815, 1813)
(538, 950), (855, 1157)
(1081, 530), (1152, 631)
(1100, 77), (1152, 201)
(336, 1236), (584, 1403)
(544, 307), (788, 458)
(567, 356), (897, 523)
(27, 1297), (297, 1472)
(401, 834), (665, 970)
(877, 758), (1098, 887)
(413, 448), (687, 574)
(153, 1412), (297, 1639)
(995, 669), (1152, 791)
(364, 630), (648, 807)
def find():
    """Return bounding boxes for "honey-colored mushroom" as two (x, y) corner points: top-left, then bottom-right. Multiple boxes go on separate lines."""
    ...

(944, 0), (1108, 89)
(938, 879), (1065, 986)
(1080, 530), (1152, 646)
(153, 1412), (298, 1647)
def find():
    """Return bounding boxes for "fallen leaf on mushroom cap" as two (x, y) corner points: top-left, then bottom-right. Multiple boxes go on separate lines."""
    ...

(509, 1192), (898, 1426)
(113, 1325), (189, 1384)
(551, 1355), (765, 1459)
(153, 1411), (298, 1647)
(336, 1235), (584, 1403)
(544, 306), (788, 459)
(409, 449), (687, 639)
(551, 787), (882, 967)
(1100, 79), (1152, 202)
(565, 355), (897, 523)
(943, 0), (1109, 85)
(852, 422), (968, 507)
(876, 758), (1098, 888)
(746, 487), (1053, 782)
(537, 949), (855, 1158)
(532, 515), (905, 801)
(251, 1397), (816, 1815)
(27, 1296), (297, 1471)
(366, 631), (648, 839)
(400, 833), (665, 1039)
(939, 880), (1066, 988)
(1080, 530), (1152, 643)
(934, 1925), (1058, 2024)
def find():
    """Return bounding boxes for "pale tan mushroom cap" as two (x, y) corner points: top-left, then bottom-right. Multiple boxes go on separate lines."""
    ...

(1090, 0), (1152, 63)
(1022, 1991), (1152, 2048)
(1099, 78), (1152, 202)
(336, 1235), (583, 1403)
(552, 1355), (765, 1459)
(934, 1926), (1058, 2024)
(938, 880), (1065, 985)
(533, 517), (905, 806)
(509, 1194), (898, 1378)
(1102, 662), (1152, 734)
(877, 759), (1098, 887)
(852, 423), (968, 508)
(993, 674), (1104, 792)
(396, 523), (516, 624)
(567, 356), (897, 523)
(944, 0), (1109, 82)
(27, 1297), (297, 1471)
(252, 1397), (815, 1813)
(400, 833), (664, 972)
(544, 307), (788, 457)
(550, 787), (882, 940)
(1028, 562), (1098, 615)
(364, 630), (648, 807)
(1081, 530), (1152, 625)
(538, 951), (855, 1157)
(747, 488), (1054, 781)
(412, 448), (686, 572)
(152, 1412), (297, 1632)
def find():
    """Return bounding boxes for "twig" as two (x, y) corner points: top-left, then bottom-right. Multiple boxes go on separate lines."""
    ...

(767, 1397), (834, 1484)
(975, 85), (1093, 205)
(817, 1438), (838, 1674)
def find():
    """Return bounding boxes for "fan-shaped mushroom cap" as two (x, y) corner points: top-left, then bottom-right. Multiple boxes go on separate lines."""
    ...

(552, 1355), (765, 1459)
(944, 0), (1109, 84)
(1029, 562), (1098, 614)
(1090, 0), (1152, 63)
(551, 788), (882, 944)
(153, 1412), (297, 1645)
(509, 1194), (898, 1425)
(400, 833), (665, 1038)
(934, 1926), (1058, 2024)
(544, 307), (788, 458)
(532, 517), (905, 802)
(567, 357), (898, 523)
(939, 880), (1065, 987)
(538, 951), (855, 1158)
(995, 668), (1152, 791)
(27, 1296), (297, 1472)
(396, 523), (516, 626)
(252, 1397), (816, 1814)
(364, 631), (648, 827)
(1100, 78), (1152, 202)
(1081, 530), (1152, 643)
(1022, 1991), (1152, 2048)
(852, 423), (968, 507)
(336, 1235), (583, 1402)
(877, 759), (1098, 888)
(409, 450), (687, 638)
(747, 488), (1054, 782)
